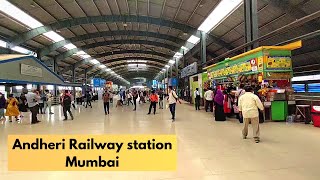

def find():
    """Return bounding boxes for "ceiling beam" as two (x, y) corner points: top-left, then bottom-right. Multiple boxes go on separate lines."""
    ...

(39, 31), (185, 57)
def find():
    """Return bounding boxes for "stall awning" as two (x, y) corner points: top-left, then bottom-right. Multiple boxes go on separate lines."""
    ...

(0, 54), (65, 85)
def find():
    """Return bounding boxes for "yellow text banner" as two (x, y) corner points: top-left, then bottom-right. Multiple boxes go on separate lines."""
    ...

(8, 135), (177, 171)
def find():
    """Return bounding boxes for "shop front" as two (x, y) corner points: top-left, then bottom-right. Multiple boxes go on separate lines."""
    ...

(204, 41), (302, 121)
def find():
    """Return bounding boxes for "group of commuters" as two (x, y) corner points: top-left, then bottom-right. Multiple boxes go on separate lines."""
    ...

(194, 84), (264, 143)
(0, 88), (55, 124)
(103, 86), (180, 122)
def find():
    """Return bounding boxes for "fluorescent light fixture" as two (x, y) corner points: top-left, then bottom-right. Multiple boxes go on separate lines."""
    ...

(169, 60), (175, 64)
(99, 65), (106, 69)
(198, 0), (243, 33)
(80, 54), (91, 59)
(90, 59), (100, 64)
(162, 68), (166, 71)
(0, 39), (7, 48)
(139, 64), (147, 67)
(63, 43), (77, 50)
(15, 86), (23, 90)
(105, 68), (111, 71)
(11, 46), (31, 54)
(292, 74), (320, 82)
(110, 71), (115, 74)
(0, 0), (43, 29)
(165, 65), (170, 68)
(43, 31), (64, 42)
(128, 64), (137, 67)
(187, 35), (200, 44)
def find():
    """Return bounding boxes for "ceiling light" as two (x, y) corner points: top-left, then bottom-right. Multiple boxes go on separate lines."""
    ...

(128, 64), (137, 67)
(75, 51), (86, 55)
(110, 71), (115, 74)
(43, 31), (65, 42)
(105, 68), (111, 71)
(162, 68), (166, 71)
(80, 54), (91, 59)
(165, 65), (170, 68)
(63, 43), (77, 50)
(123, 23), (128, 27)
(169, 60), (175, 64)
(99, 65), (106, 69)
(198, 0), (243, 33)
(0, 0), (43, 29)
(90, 59), (100, 64)
(187, 35), (200, 44)
(127, 60), (147, 63)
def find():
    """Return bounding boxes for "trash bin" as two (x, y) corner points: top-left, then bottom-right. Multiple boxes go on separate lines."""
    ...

(311, 106), (320, 127)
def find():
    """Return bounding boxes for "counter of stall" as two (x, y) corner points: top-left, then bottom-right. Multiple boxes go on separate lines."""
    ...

(204, 41), (302, 122)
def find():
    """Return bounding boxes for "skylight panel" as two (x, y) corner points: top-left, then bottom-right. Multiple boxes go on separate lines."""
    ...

(187, 35), (200, 44)
(63, 43), (77, 50)
(198, 0), (243, 33)
(0, 0), (43, 29)
(90, 59), (100, 64)
(43, 31), (65, 42)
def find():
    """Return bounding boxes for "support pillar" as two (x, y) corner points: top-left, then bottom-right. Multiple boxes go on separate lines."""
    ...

(200, 31), (207, 69)
(170, 66), (173, 78)
(244, 0), (258, 51)
(175, 58), (179, 92)
(72, 65), (76, 97)
(53, 58), (57, 96)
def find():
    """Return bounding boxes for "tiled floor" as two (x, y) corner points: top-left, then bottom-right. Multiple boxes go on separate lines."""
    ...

(1, 100), (320, 180)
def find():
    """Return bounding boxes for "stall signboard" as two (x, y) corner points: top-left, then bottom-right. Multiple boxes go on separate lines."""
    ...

(171, 78), (178, 86)
(266, 56), (292, 70)
(20, 64), (43, 77)
(181, 62), (197, 78)
(93, 78), (101, 87)
(208, 57), (263, 79)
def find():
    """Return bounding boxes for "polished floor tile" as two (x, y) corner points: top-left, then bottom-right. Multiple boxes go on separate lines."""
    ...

(1, 100), (320, 180)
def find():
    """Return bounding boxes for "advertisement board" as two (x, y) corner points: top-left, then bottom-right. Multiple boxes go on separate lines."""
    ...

(181, 62), (197, 78)
(266, 56), (292, 70)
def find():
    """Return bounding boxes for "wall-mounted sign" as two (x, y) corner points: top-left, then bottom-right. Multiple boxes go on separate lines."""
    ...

(20, 64), (43, 77)
(181, 62), (197, 78)
(93, 78), (101, 87)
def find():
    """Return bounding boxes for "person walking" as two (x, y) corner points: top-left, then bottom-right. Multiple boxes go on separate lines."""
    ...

(132, 89), (138, 111)
(25, 88), (41, 124)
(103, 90), (111, 115)
(62, 90), (74, 121)
(18, 91), (28, 119)
(70, 92), (76, 109)
(38, 91), (45, 114)
(44, 90), (54, 114)
(147, 90), (158, 115)
(204, 87), (214, 112)
(5, 94), (20, 122)
(194, 88), (201, 110)
(158, 88), (164, 109)
(0, 93), (6, 121)
(167, 86), (181, 122)
(85, 91), (92, 108)
(238, 86), (264, 143)
(214, 89), (226, 121)
(126, 91), (133, 106)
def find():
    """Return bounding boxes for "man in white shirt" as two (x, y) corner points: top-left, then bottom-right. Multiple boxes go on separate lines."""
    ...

(238, 86), (264, 143)
(194, 88), (201, 110)
(25, 88), (41, 124)
(204, 87), (214, 112)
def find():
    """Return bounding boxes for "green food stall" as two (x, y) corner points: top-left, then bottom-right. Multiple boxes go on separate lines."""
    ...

(204, 41), (302, 121)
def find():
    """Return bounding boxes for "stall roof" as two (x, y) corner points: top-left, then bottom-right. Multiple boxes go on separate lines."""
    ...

(203, 41), (302, 70)
(0, 54), (65, 85)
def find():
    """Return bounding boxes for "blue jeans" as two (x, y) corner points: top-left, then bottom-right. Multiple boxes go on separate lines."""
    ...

(169, 103), (176, 119)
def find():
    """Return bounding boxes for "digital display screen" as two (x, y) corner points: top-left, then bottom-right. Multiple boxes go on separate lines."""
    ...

(292, 84), (305, 92)
(308, 83), (320, 93)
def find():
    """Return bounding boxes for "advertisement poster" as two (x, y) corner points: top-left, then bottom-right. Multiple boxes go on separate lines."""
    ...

(266, 56), (292, 70)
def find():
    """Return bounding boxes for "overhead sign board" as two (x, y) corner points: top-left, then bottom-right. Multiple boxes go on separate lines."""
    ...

(181, 62), (197, 78)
